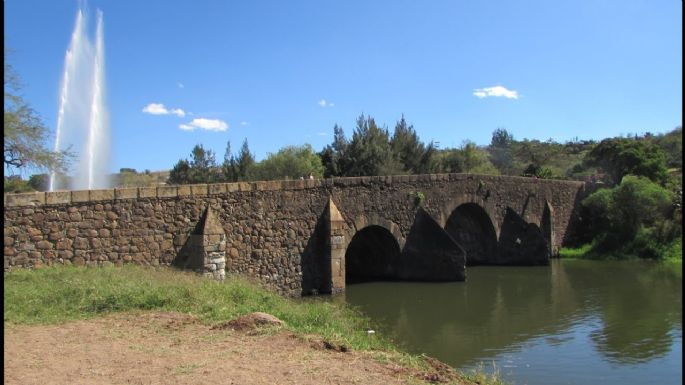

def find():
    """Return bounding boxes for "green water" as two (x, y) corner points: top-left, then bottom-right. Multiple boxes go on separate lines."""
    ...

(338, 260), (682, 385)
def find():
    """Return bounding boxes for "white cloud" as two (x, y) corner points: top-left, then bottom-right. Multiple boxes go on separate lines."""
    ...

(142, 103), (186, 117)
(473, 86), (519, 99)
(170, 108), (185, 117)
(178, 118), (228, 132)
(318, 99), (334, 108)
(142, 103), (169, 115)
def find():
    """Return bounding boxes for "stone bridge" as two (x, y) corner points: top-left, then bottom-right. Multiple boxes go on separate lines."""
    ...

(4, 174), (587, 296)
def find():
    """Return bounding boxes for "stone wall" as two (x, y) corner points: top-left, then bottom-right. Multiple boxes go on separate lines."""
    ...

(3, 174), (587, 296)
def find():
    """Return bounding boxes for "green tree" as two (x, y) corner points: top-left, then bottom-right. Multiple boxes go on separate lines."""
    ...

(254, 144), (324, 180)
(584, 138), (668, 186)
(188, 144), (218, 183)
(28, 173), (49, 191)
(4, 175), (33, 193)
(488, 128), (515, 174)
(221, 140), (239, 182)
(235, 139), (256, 181)
(345, 114), (399, 176)
(390, 115), (432, 174)
(432, 142), (499, 175)
(514, 139), (562, 173)
(167, 159), (191, 185)
(581, 175), (674, 257)
(320, 124), (349, 177)
(651, 127), (682, 169)
(4, 56), (71, 175)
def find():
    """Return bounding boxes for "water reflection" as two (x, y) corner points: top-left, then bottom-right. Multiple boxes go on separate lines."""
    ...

(340, 260), (681, 381)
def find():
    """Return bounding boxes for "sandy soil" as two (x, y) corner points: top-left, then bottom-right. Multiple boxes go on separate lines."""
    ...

(4, 311), (467, 385)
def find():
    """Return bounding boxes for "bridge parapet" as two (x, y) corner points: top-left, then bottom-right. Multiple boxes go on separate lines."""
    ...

(4, 174), (587, 296)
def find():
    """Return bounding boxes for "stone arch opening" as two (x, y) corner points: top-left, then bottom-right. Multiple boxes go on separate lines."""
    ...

(345, 225), (401, 284)
(444, 203), (498, 265)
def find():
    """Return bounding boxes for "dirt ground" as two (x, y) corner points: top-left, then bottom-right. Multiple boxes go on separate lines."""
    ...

(4, 311), (467, 385)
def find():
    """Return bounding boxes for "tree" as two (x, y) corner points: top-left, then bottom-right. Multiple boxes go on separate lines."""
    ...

(188, 144), (218, 183)
(221, 140), (238, 182)
(433, 141), (499, 175)
(345, 114), (399, 176)
(235, 139), (255, 181)
(581, 175), (674, 257)
(320, 124), (349, 177)
(167, 159), (191, 185)
(584, 138), (668, 186)
(4, 175), (33, 193)
(28, 173), (49, 191)
(651, 127), (682, 169)
(489, 128), (515, 174)
(254, 144), (324, 180)
(4, 56), (71, 175)
(390, 115), (429, 174)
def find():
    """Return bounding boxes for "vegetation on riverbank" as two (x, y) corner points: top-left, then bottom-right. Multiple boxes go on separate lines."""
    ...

(4, 265), (505, 385)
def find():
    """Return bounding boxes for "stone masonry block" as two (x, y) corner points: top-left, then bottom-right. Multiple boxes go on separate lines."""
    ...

(71, 190), (90, 203)
(90, 189), (114, 201)
(46, 191), (71, 205)
(266, 180), (282, 191)
(138, 187), (156, 198)
(156, 186), (177, 198)
(238, 182), (252, 192)
(304, 179), (321, 189)
(114, 188), (137, 200)
(6, 192), (46, 207)
(191, 184), (208, 196)
(208, 183), (227, 195)
(254, 181), (268, 191)
(177, 185), (192, 196)
(226, 183), (240, 192)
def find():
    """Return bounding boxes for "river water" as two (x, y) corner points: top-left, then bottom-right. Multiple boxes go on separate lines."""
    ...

(337, 259), (682, 385)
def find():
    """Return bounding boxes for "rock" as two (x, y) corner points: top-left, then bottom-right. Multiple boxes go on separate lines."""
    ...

(212, 312), (285, 332)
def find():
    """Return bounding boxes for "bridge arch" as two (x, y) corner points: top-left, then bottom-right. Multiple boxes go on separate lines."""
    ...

(444, 202), (498, 265)
(345, 225), (402, 283)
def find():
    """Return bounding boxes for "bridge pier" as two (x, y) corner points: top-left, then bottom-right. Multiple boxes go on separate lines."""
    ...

(327, 198), (347, 294)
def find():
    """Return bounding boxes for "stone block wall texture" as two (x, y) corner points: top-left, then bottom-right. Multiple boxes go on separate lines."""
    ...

(4, 174), (587, 296)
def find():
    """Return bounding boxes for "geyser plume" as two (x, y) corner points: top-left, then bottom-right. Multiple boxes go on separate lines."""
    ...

(49, 7), (110, 191)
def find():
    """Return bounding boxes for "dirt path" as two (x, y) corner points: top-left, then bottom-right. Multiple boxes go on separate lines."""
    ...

(4, 311), (467, 385)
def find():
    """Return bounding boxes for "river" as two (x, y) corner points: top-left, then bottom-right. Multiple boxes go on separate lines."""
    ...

(336, 259), (682, 385)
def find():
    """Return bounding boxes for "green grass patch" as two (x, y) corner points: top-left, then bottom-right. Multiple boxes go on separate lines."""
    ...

(558, 243), (593, 258)
(3, 265), (395, 352)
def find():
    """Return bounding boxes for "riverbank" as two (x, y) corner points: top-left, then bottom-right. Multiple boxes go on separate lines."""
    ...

(3, 265), (503, 385)
(558, 238), (682, 277)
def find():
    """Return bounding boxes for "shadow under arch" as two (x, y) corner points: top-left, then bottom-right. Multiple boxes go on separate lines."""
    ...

(444, 202), (498, 265)
(345, 225), (401, 284)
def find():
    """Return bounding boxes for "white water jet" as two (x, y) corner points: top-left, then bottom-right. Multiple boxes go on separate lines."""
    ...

(49, 7), (110, 191)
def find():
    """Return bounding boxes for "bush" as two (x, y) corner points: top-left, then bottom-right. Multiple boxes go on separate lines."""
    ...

(581, 175), (676, 259)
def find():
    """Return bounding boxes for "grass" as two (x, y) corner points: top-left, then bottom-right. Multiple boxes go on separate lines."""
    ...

(4, 265), (508, 384)
(463, 362), (508, 385)
(558, 243), (593, 259)
(3, 265), (394, 352)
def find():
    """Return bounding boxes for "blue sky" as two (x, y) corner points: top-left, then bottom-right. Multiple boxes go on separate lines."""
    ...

(5, 0), (682, 174)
